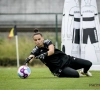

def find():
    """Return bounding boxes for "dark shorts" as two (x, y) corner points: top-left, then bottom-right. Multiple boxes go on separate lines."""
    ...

(82, 28), (98, 44)
(72, 29), (80, 44)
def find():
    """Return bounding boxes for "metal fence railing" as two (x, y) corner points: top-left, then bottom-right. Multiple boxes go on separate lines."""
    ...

(0, 13), (63, 48)
(0, 12), (100, 48)
(0, 13), (62, 28)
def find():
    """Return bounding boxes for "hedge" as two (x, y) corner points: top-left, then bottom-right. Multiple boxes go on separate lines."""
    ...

(0, 32), (61, 66)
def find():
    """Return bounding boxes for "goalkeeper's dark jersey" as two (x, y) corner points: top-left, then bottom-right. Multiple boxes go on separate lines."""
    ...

(30, 39), (72, 74)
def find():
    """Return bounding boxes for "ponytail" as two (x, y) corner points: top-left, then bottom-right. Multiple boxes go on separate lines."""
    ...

(33, 28), (42, 36)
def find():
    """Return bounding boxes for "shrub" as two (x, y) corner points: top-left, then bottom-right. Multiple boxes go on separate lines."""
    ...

(0, 32), (61, 66)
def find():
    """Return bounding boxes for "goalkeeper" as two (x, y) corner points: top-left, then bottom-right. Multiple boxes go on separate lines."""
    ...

(25, 29), (92, 78)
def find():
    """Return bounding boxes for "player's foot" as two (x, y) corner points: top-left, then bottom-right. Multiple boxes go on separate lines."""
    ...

(79, 72), (85, 77)
(85, 71), (92, 76)
(80, 70), (92, 77)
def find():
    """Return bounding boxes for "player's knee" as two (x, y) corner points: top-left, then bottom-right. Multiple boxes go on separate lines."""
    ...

(73, 74), (80, 78)
(87, 60), (92, 67)
(73, 71), (80, 78)
(90, 61), (92, 67)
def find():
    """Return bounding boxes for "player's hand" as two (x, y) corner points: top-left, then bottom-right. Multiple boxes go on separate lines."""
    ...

(35, 52), (48, 60)
(24, 57), (33, 64)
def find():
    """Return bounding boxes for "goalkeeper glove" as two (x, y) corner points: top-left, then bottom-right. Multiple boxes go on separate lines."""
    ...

(25, 57), (33, 64)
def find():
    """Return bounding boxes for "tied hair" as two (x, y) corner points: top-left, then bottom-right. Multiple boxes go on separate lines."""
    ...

(34, 28), (39, 33)
(33, 28), (42, 36)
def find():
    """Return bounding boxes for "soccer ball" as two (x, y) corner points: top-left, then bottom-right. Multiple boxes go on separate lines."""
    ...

(17, 65), (31, 79)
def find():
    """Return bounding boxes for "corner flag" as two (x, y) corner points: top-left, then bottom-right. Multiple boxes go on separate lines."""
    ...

(8, 25), (19, 67)
(8, 25), (17, 38)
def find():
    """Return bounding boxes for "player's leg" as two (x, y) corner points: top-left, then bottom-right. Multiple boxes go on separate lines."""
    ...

(71, 29), (80, 57)
(68, 57), (92, 76)
(59, 67), (80, 78)
(81, 29), (88, 59)
(81, 44), (86, 59)
(71, 44), (80, 57)
(91, 28), (100, 62)
(69, 57), (92, 72)
(93, 43), (100, 62)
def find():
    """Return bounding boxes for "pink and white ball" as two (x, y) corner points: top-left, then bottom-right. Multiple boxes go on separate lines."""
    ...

(18, 65), (31, 79)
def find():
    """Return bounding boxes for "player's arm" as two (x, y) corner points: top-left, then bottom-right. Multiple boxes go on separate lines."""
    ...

(25, 46), (39, 64)
(47, 44), (54, 56)
(35, 45), (54, 60)
(25, 54), (35, 64)
(29, 54), (35, 63)
(35, 40), (55, 60)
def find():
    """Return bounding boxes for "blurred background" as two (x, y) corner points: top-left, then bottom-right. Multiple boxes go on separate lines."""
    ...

(0, 0), (100, 66)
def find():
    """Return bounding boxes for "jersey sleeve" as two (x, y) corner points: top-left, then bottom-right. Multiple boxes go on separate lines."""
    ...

(44, 39), (53, 46)
(30, 39), (53, 56)
(30, 46), (39, 56)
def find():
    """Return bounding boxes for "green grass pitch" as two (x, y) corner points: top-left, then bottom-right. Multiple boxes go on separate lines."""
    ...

(0, 67), (100, 90)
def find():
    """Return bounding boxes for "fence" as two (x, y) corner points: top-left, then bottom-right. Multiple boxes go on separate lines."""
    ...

(0, 12), (100, 48)
(0, 13), (62, 27)
(0, 13), (63, 48)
